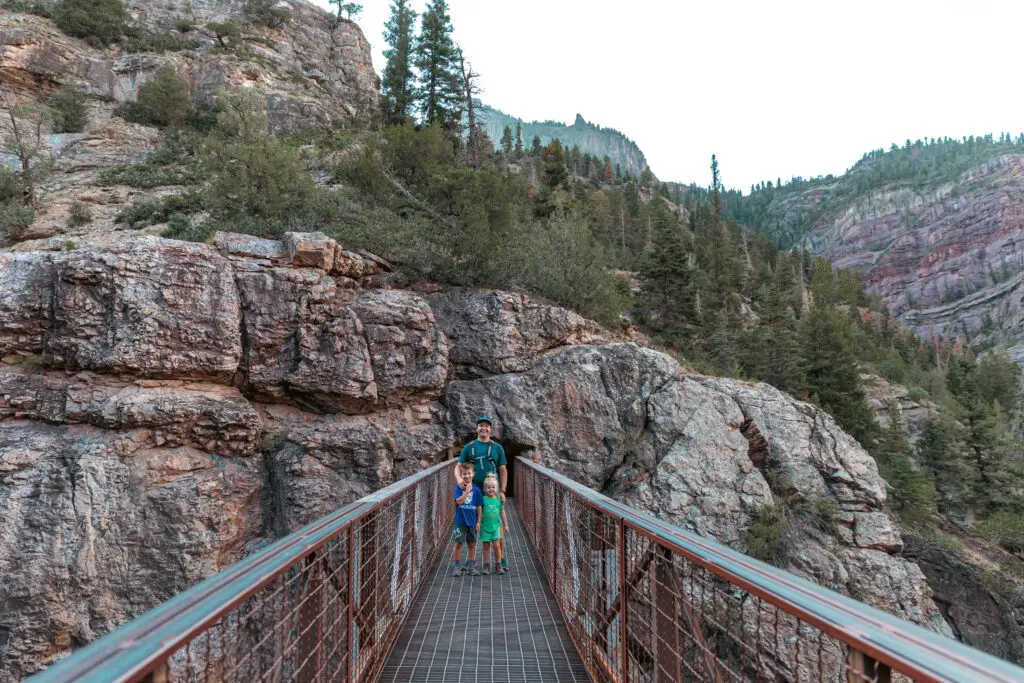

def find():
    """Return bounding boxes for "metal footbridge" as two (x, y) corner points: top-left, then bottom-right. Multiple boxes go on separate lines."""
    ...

(30, 460), (1024, 683)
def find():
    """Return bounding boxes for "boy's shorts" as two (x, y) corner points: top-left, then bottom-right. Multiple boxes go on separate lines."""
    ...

(453, 524), (477, 543)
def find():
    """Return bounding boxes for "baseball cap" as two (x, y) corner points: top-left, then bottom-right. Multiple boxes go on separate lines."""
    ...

(477, 416), (493, 425)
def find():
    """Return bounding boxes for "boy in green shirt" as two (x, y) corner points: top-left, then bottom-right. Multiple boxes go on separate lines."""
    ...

(480, 473), (509, 575)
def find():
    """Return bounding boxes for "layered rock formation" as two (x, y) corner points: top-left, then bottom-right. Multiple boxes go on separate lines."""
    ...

(0, 232), (954, 679)
(797, 154), (1024, 360)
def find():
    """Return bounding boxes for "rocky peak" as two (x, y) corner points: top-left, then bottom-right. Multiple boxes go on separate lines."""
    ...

(0, 231), (960, 678)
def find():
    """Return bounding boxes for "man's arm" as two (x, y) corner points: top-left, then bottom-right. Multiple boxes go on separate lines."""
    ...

(499, 465), (508, 502)
(501, 506), (509, 532)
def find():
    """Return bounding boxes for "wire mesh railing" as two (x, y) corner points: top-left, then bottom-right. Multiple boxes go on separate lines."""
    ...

(516, 458), (1024, 683)
(30, 459), (457, 683)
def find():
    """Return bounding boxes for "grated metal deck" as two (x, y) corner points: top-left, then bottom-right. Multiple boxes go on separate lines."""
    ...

(380, 499), (591, 682)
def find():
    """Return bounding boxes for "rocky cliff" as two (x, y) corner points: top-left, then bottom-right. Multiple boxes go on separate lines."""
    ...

(476, 104), (649, 177)
(0, 231), (952, 679)
(778, 154), (1024, 361)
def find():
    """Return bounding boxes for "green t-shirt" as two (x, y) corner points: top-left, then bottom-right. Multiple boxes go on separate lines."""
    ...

(481, 496), (503, 537)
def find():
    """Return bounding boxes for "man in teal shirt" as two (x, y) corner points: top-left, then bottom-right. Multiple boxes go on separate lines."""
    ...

(458, 417), (508, 501)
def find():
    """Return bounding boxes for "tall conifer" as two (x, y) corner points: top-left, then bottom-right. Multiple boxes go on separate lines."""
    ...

(381, 0), (417, 123)
(414, 0), (461, 128)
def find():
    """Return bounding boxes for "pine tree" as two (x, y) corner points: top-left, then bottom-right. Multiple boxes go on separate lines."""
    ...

(514, 122), (523, 158)
(381, 0), (417, 123)
(414, 0), (461, 128)
(711, 154), (723, 223)
(879, 403), (936, 526)
(530, 135), (542, 156)
(799, 308), (879, 449)
(501, 125), (513, 156)
(638, 207), (695, 342)
(542, 140), (568, 190)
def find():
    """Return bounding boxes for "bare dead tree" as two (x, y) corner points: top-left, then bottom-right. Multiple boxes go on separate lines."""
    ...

(455, 44), (490, 167)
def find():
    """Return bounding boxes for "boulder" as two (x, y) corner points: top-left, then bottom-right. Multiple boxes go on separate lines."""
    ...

(429, 289), (605, 377)
(44, 239), (241, 381)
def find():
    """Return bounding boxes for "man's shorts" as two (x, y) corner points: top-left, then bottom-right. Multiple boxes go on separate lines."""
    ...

(453, 524), (477, 543)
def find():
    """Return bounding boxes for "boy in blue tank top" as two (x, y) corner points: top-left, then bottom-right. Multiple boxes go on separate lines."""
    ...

(452, 462), (483, 576)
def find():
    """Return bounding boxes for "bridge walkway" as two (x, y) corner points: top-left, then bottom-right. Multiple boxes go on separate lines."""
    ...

(380, 499), (589, 683)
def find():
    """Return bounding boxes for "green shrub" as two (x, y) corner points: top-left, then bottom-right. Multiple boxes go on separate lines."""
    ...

(51, 87), (89, 134)
(115, 67), (192, 128)
(68, 201), (92, 226)
(123, 31), (199, 53)
(52, 0), (127, 46)
(206, 21), (242, 49)
(115, 192), (203, 227)
(0, 202), (35, 237)
(0, 167), (21, 203)
(174, 18), (195, 32)
(792, 498), (840, 535)
(0, 0), (51, 17)
(978, 511), (1024, 555)
(744, 505), (788, 566)
(160, 213), (214, 242)
(204, 137), (314, 219)
(99, 162), (202, 188)
(243, 0), (290, 28)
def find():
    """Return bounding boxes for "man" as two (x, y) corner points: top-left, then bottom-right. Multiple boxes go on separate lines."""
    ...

(458, 416), (508, 502)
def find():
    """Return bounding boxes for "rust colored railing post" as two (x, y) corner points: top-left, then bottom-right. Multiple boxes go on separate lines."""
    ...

(848, 649), (892, 683)
(297, 550), (324, 683)
(618, 517), (628, 683)
(347, 526), (356, 682)
(651, 545), (680, 682)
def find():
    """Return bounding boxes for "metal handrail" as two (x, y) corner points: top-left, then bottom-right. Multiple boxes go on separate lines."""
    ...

(30, 459), (458, 683)
(516, 458), (1024, 683)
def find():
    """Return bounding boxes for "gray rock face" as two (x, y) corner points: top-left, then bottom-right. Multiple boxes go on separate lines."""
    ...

(0, 233), (958, 678)
(0, 421), (264, 681)
(429, 289), (605, 378)
(45, 239), (241, 380)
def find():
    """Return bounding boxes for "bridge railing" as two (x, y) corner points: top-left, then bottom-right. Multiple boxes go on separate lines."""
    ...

(516, 458), (1024, 683)
(31, 459), (457, 683)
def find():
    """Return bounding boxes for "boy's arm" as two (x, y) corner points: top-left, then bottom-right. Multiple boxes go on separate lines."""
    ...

(454, 485), (471, 504)
(476, 505), (482, 531)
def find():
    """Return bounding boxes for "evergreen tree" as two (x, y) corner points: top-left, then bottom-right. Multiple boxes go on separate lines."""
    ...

(514, 122), (523, 158)
(799, 308), (879, 449)
(530, 135), (542, 156)
(879, 403), (937, 526)
(711, 154), (722, 222)
(500, 125), (513, 156)
(542, 140), (568, 190)
(414, 0), (461, 128)
(381, 0), (417, 123)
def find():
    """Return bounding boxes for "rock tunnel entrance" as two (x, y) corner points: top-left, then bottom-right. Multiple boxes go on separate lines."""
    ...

(499, 441), (534, 497)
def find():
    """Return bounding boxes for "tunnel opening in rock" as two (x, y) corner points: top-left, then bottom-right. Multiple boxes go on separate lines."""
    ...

(499, 441), (534, 497)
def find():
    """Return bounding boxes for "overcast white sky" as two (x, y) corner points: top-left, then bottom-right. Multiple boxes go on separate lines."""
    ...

(313, 0), (1024, 191)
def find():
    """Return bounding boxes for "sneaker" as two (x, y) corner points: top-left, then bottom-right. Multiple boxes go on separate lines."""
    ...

(498, 566), (507, 575)
(482, 564), (491, 575)
(452, 565), (462, 577)
(469, 565), (480, 576)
